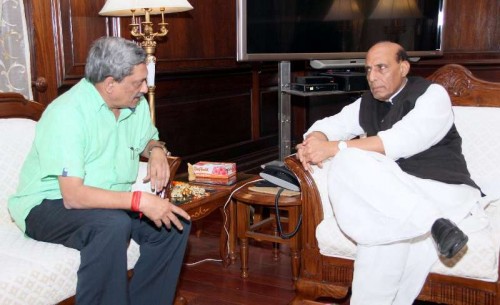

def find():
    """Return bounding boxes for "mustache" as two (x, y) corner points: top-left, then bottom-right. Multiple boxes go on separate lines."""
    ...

(134, 94), (144, 100)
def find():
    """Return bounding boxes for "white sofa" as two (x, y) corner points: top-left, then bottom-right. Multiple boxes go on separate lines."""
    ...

(0, 94), (159, 304)
(285, 64), (500, 305)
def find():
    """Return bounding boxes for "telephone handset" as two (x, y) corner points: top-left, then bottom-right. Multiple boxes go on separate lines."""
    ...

(258, 164), (301, 239)
(259, 165), (300, 192)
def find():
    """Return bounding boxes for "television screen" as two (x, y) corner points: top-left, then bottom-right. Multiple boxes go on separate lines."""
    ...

(237, 0), (445, 65)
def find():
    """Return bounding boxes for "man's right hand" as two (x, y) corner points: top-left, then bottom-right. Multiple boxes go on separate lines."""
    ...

(140, 193), (191, 230)
(296, 131), (333, 172)
(296, 142), (314, 172)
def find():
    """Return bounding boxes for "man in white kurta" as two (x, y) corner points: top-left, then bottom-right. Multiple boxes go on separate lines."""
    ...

(296, 42), (481, 305)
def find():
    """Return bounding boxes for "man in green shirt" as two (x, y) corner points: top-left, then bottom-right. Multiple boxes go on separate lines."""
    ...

(8, 36), (191, 305)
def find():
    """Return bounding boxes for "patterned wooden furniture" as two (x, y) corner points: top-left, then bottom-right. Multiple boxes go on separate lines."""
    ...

(284, 64), (500, 305)
(233, 182), (302, 280)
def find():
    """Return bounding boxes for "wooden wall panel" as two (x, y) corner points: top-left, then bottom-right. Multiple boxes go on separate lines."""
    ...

(115, 0), (238, 72)
(156, 92), (252, 157)
(26, 0), (60, 105)
(260, 88), (279, 137)
(59, 0), (109, 82)
(151, 69), (267, 170)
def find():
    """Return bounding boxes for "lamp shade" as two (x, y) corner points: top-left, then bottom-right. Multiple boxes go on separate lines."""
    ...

(99, 0), (193, 16)
(370, 0), (421, 19)
(324, 0), (362, 21)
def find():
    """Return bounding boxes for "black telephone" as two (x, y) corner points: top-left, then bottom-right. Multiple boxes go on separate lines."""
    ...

(258, 163), (301, 239)
(259, 164), (300, 192)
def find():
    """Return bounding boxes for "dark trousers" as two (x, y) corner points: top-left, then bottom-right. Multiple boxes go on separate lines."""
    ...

(25, 199), (191, 305)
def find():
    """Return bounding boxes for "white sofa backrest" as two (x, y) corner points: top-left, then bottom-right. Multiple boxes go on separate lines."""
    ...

(453, 106), (500, 198)
(0, 118), (37, 225)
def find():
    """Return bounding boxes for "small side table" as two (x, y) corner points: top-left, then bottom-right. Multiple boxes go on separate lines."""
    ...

(172, 173), (259, 267)
(233, 182), (301, 281)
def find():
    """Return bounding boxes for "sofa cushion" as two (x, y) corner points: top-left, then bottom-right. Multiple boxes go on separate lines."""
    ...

(314, 106), (500, 282)
(453, 106), (500, 198)
(0, 224), (79, 304)
(0, 118), (37, 225)
(0, 224), (141, 304)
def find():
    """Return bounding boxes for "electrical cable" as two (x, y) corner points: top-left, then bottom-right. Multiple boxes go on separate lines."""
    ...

(183, 178), (264, 267)
(184, 258), (222, 266)
(274, 187), (302, 239)
(222, 178), (264, 259)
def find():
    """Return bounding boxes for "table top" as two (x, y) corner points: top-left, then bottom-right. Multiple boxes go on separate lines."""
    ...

(175, 172), (257, 187)
(170, 173), (259, 220)
(233, 183), (301, 207)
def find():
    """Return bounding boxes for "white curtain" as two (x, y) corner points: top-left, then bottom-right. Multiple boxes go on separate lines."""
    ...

(0, 0), (33, 99)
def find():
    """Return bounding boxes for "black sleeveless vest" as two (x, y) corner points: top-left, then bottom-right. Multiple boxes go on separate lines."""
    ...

(359, 77), (480, 190)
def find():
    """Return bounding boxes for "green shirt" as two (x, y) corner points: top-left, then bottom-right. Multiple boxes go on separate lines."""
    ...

(8, 79), (158, 232)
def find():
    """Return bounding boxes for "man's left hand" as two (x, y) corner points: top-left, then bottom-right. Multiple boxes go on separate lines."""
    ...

(143, 148), (170, 193)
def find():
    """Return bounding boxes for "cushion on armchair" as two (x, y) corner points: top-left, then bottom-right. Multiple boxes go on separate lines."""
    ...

(0, 119), (36, 225)
(314, 106), (500, 282)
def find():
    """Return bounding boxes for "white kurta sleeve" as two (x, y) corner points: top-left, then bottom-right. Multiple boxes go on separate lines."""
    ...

(378, 84), (454, 160)
(305, 99), (365, 141)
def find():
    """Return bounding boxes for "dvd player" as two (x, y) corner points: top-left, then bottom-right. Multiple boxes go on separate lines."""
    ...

(290, 83), (339, 92)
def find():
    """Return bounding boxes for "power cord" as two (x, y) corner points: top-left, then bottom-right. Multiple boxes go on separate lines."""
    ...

(222, 178), (264, 256)
(184, 258), (223, 266)
(183, 178), (263, 267)
(274, 187), (302, 239)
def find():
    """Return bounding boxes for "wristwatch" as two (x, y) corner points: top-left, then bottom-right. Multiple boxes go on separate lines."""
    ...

(148, 141), (171, 157)
(337, 140), (348, 151)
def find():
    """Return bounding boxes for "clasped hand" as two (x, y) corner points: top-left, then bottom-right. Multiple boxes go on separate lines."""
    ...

(296, 136), (335, 172)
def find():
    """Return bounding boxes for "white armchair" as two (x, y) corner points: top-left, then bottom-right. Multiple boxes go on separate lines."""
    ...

(285, 64), (500, 305)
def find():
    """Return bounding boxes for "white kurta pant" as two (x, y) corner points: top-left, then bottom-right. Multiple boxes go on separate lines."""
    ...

(328, 148), (481, 305)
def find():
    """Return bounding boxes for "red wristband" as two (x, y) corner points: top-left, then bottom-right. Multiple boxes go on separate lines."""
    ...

(131, 191), (143, 219)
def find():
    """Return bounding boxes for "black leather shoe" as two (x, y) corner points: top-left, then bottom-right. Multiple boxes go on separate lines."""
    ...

(431, 218), (468, 258)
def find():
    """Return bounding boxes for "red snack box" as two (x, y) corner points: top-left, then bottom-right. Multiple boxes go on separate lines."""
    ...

(193, 161), (237, 178)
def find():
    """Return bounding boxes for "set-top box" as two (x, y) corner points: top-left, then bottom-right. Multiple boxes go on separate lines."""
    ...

(290, 83), (339, 92)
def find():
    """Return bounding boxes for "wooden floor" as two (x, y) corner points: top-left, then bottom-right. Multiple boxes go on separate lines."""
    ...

(176, 212), (437, 305)
(177, 211), (297, 305)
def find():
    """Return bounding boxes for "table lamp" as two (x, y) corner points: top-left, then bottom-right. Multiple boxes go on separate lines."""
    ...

(99, 0), (193, 123)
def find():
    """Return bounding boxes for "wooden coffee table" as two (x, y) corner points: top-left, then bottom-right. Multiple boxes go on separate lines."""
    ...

(171, 173), (259, 266)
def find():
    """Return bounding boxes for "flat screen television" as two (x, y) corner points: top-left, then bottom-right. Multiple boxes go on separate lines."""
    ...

(236, 0), (445, 68)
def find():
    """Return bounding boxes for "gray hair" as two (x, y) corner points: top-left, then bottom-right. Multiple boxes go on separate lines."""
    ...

(84, 36), (146, 84)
